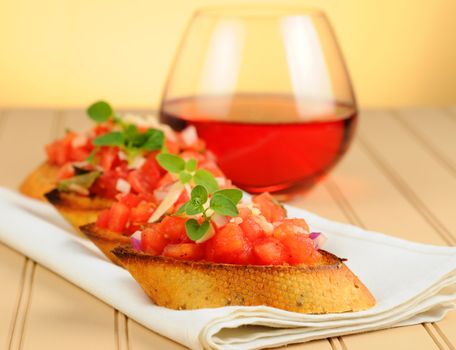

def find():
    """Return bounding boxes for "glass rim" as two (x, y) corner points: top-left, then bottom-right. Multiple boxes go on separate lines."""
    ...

(193, 5), (326, 19)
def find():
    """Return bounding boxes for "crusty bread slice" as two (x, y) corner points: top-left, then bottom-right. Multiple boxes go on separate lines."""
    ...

(45, 189), (112, 235)
(80, 223), (130, 265)
(20, 162), (60, 200)
(112, 245), (376, 313)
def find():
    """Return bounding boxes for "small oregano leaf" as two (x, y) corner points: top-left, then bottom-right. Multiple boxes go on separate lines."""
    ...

(185, 219), (210, 241)
(156, 153), (186, 173)
(93, 132), (124, 146)
(193, 169), (219, 193)
(210, 194), (239, 217)
(186, 158), (197, 172)
(87, 101), (113, 123)
(213, 189), (242, 205)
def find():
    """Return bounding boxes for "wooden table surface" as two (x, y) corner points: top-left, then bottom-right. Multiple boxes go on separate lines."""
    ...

(0, 108), (455, 350)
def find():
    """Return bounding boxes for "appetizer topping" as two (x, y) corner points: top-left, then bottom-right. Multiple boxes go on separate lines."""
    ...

(115, 178), (131, 194)
(57, 171), (101, 194)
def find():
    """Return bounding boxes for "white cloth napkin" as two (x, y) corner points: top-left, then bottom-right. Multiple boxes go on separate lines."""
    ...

(0, 187), (455, 350)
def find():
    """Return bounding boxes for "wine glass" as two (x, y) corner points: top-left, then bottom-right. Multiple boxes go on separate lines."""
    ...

(160, 6), (357, 194)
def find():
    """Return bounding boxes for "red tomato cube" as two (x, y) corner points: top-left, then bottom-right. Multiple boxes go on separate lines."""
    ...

(253, 237), (287, 265)
(160, 216), (188, 243)
(141, 224), (167, 255)
(107, 202), (130, 232)
(252, 192), (286, 223)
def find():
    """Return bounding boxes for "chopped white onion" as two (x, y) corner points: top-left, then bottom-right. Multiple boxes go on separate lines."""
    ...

(118, 151), (128, 161)
(310, 232), (327, 249)
(71, 134), (88, 148)
(129, 156), (146, 169)
(154, 187), (168, 202)
(148, 181), (184, 223)
(131, 230), (142, 240)
(181, 125), (198, 146)
(116, 178), (131, 194)
(230, 217), (243, 225)
(212, 214), (229, 228)
(215, 177), (226, 187)
(252, 215), (274, 233)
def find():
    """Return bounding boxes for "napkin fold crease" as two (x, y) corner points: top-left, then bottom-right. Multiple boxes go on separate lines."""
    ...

(0, 188), (454, 350)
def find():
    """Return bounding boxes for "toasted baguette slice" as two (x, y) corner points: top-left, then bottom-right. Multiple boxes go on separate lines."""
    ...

(45, 189), (112, 234)
(20, 162), (60, 200)
(113, 246), (376, 313)
(80, 223), (130, 265)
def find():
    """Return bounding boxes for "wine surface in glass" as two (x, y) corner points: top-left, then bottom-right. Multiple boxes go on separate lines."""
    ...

(161, 94), (357, 193)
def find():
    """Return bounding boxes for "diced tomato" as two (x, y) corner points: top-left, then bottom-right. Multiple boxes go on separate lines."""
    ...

(252, 193), (286, 223)
(282, 234), (321, 265)
(179, 150), (206, 164)
(142, 152), (165, 176)
(70, 147), (90, 162)
(253, 237), (287, 265)
(98, 147), (120, 172)
(160, 216), (188, 243)
(96, 209), (110, 229)
(129, 201), (155, 223)
(46, 140), (70, 165)
(141, 224), (167, 255)
(238, 207), (251, 219)
(56, 163), (75, 180)
(91, 170), (125, 199)
(94, 124), (111, 136)
(128, 168), (161, 197)
(119, 193), (143, 208)
(272, 220), (309, 240)
(240, 216), (264, 242)
(126, 223), (142, 236)
(200, 162), (224, 177)
(107, 202), (130, 232)
(206, 223), (253, 264)
(163, 243), (204, 260)
(165, 139), (180, 154)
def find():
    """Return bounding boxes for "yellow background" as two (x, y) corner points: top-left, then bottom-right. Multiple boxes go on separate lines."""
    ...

(0, 0), (455, 109)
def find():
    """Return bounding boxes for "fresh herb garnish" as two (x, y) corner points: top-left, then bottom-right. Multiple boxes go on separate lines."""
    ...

(57, 171), (101, 192)
(86, 101), (165, 164)
(177, 185), (243, 241)
(87, 101), (113, 123)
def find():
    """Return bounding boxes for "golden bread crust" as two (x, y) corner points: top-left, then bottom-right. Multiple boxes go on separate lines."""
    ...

(20, 162), (60, 200)
(45, 189), (112, 234)
(79, 223), (130, 265)
(113, 246), (376, 313)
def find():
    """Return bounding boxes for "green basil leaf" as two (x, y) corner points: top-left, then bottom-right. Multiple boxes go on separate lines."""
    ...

(210, 194), (239, 217)
(156, 153), (185, 173)
(142, 129), (164, 150)
(93, 132), (124, 146)
(57, 171), (101, 192)
(87, 101), (113, 123)
(179, 172), (192, 184)
(193, 169), (219, 193)
(191, 185), (208, 203)
(185, 219), (210, 241)
(213, 188), (242, 205)
(186, 158), (197, 172)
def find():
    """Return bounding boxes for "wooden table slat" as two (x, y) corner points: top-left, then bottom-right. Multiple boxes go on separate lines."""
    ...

(359, 110), (456, 242)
